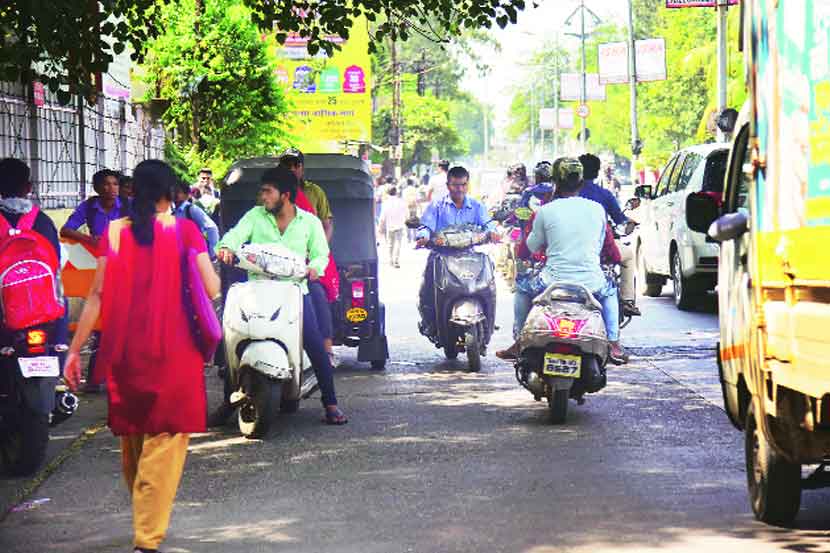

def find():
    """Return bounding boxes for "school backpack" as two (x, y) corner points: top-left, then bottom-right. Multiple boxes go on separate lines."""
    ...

(0, 207), (64, 330)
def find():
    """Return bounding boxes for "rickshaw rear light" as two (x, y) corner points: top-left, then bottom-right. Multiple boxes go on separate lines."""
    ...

(351, 281), (366, 307)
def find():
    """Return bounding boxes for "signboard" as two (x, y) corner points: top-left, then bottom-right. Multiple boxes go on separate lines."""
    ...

(275, 17), (372, 152)
(560, 73), (606, 102)
(576, 104), (591, 119)
(598, 38), (667, 84)
(539, 108), (574, 130)
(666, 0), (738, 7)
(32, 81), (45, 107)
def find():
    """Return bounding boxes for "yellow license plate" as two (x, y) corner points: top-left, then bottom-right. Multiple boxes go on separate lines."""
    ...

(345, 307), (368, 323)
(542, 353), (581, 378)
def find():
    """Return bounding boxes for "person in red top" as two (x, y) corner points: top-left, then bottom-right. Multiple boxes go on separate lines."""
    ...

(64, 159), (220, 553)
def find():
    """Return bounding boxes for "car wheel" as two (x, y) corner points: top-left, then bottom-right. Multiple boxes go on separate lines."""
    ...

(671, 249), (703, 311)
(637, 246), (663, 297)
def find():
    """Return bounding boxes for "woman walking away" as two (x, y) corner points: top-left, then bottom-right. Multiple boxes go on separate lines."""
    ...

(64, 159), (220, 553)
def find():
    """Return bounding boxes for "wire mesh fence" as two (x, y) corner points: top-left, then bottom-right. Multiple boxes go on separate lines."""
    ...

(0, 81), (165, 209)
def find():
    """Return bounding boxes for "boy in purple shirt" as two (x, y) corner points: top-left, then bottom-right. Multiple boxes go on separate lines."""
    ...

(61, 169), (130, 247)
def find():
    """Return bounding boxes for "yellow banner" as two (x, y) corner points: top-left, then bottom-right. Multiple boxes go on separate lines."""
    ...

(275, 18), (372, 153)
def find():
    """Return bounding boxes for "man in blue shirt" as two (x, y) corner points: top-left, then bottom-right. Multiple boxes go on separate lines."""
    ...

(579, 154), (640, 316)
(61, 169), (130, 247)
(416, 166), (499, 336)
(172, 179), (219, 257)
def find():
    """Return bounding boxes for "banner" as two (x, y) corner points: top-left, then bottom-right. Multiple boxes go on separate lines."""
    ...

(598, 38), (667, 84)
(539, 108), (574, 130)
(666, 0), (738, 7)
(560, 73), (606, 102)
(275, 17), (372, 152)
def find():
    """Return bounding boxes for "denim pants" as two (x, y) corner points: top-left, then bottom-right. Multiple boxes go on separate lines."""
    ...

(302, 293), (338, 407)
(513, 273), (619, 342)
(308, 280), (333, 341)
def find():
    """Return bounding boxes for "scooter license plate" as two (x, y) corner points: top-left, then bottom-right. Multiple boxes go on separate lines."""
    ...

(542, 353), (581, 378)
(18, 356), (60, 378)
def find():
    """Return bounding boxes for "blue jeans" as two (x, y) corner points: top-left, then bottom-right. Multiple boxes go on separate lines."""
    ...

(308, 280), (333, 341)
(302, 294), (338, 407)
(513, 273), (619, 342)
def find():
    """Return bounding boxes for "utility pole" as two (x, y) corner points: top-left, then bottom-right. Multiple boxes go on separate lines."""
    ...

(716, 0), (729, 142)
(627, 0), (640, 185)
(580, 0), (587, 150)
(390, 36), (402, 179)
(553, 32), (560, 157)
(530, 86), (536, 159)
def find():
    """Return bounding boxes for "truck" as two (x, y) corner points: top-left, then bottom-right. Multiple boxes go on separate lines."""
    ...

(686, 0), (830, 524)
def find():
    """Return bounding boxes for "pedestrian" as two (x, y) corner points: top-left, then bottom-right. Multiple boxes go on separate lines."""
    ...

(427, 159), (450, 201)
(119, 174), (134, 204)
(172, 179), (219, 257)
(378, 186), (407, 268)
(61, 168), (131, 392)
(401, 183), (419, 242)
(63, 159), (221, 553)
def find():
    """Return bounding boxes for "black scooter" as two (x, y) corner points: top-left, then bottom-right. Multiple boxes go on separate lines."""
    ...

(414, 224), (496, 372)
(0, 323), (77, 476)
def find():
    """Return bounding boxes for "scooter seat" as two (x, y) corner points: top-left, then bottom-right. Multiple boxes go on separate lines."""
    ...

(533, 282), (603, 311)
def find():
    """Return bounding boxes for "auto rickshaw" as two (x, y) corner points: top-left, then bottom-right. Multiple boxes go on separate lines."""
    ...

(218, 155), (389, 370)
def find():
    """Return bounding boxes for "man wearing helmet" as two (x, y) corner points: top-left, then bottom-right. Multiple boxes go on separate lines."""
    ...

(497, 157), (629, 365)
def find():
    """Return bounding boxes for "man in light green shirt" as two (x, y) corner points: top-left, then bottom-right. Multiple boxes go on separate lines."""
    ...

(214, 166), (347, 425)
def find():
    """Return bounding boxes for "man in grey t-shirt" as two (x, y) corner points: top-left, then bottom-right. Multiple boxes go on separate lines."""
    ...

(497, 157), (628, 365)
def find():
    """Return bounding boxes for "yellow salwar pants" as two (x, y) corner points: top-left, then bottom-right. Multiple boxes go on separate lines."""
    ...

(121, 433), (190, 550)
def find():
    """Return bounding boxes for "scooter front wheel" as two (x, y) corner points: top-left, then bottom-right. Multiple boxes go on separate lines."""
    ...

(465, 327), (481, 372)
(238, 371), (281, 439)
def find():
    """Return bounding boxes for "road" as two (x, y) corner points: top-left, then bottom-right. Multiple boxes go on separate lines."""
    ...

(1, 244), (829, 552)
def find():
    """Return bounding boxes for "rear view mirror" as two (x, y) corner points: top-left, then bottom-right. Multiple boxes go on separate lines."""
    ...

(686, 192), (720, 234)
(515, 207), (533, 221)
(634, 185), (652, 199)
(709, 211), (748, 242)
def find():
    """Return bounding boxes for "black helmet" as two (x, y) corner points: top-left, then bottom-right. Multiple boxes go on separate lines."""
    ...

(533, 161), (553, 183)
(279, 147), (304, 165)
(508, 163), (527, 180)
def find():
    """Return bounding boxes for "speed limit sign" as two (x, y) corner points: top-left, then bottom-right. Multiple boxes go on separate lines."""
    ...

(576, 104), (591, 118)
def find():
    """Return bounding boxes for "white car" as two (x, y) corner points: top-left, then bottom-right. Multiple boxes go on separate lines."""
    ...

(633, 143), (729, 310)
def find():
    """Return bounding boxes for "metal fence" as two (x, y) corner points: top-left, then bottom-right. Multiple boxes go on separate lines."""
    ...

(0, 81), (165, 209)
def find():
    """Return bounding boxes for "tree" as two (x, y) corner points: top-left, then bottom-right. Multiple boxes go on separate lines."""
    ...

(142, 0), (290, 176)
(0, 0), (528, 102)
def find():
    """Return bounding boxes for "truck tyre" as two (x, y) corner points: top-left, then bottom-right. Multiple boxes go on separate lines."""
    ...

(1, 410), (49, 476)
(745, 403), (801, 525)
(672, 250), (703, 311)
(547, 388), (569, 424)
(238, 372), (280, 439)
(637, 246), (663, 297)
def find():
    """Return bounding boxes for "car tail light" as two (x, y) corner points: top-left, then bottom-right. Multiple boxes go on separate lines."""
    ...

(27, 329), (47, 354)
(351, 280), (365, 308)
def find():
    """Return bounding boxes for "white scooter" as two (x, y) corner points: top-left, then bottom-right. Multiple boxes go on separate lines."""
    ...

(223, 243), (317, 439)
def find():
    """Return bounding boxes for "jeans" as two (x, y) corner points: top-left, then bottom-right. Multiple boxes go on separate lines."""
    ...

(302, 294), (338, 406)
(308, 280), (333, 341)
(513, 273), (620, 342)
(387, 228), (403, 265)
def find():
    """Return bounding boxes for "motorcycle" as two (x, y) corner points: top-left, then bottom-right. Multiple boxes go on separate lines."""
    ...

(222, 243), (318, 439)
(514, 282), (609, 424)
(417, 224), (497, 372)
(491, 193), (525, 289)
(0, 323), (77, 475)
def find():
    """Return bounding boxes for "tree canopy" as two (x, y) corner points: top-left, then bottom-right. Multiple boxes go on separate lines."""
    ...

(0, 0), (528, 102)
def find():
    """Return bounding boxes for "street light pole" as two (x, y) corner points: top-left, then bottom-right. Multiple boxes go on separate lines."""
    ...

(579, 0), (587, 150)
(716, 0), (729, 142)
(627, 0), (639, 185)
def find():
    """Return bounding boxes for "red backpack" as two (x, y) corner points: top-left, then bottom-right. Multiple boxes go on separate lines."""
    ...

(0, 207), (64, 330)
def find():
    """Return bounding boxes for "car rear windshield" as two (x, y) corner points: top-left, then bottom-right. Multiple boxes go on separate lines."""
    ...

(703, 150), (729, 193)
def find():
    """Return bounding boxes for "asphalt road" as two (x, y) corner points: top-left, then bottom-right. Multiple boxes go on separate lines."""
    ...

(1, 244), (829, 552)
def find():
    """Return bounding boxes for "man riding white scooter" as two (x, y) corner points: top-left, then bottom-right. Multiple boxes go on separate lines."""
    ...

(496, 157), (629, 365)
(212, 167), (347, 425)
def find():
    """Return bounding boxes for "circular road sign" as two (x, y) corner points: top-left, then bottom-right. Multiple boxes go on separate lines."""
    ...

(576, 104), (590, 119)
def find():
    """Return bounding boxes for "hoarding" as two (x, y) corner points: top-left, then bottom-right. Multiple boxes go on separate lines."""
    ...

(560, 73), (606, 102)
(598, 38), (667, 84)
(666, 0), (738, 7)
(274, 17), (372, 152)
(539, 107), (574, 130)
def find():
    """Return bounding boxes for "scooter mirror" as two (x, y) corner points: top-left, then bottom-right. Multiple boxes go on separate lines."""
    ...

(515, 207), (533, 221)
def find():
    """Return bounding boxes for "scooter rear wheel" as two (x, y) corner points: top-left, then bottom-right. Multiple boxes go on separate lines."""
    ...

(238, 372), (280, 439)
(0, 409), (49, 476)
(547, 388), (569, 424)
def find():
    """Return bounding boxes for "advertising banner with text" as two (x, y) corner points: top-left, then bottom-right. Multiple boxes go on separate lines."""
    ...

(666, 0), (738, 7)
(598, 38), (667, 84)
(560, 73), (606, 102)
(274, 17), (372, 153)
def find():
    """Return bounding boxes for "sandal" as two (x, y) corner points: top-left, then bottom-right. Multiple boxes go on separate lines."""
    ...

(323, 407), (348, 425)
